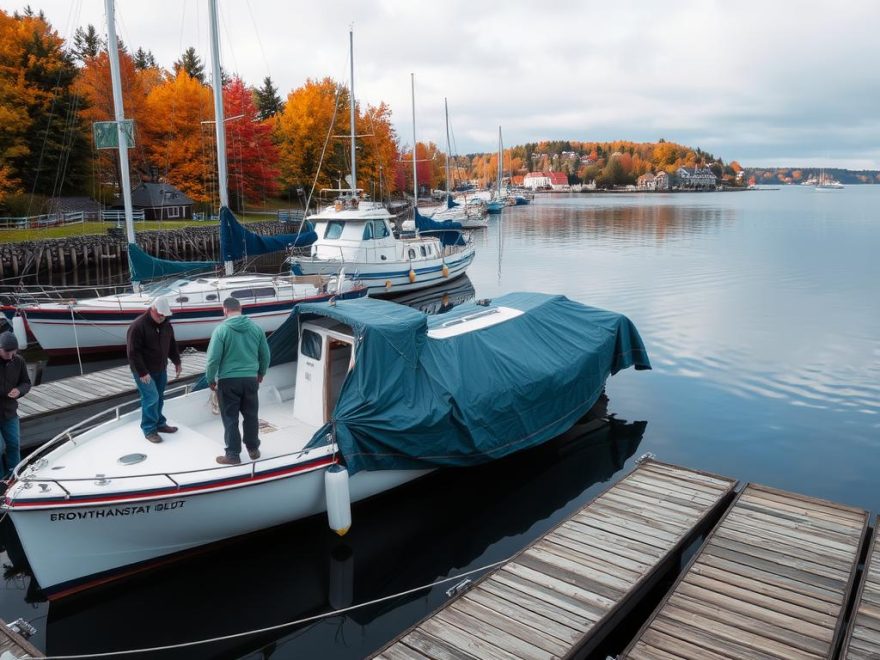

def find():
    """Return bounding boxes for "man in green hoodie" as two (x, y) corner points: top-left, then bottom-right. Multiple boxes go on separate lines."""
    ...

(205, 297), (270, 465)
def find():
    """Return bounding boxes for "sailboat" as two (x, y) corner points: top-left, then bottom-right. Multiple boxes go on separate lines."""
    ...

(815, 167), (844, 190)
(287, 49), (475, 294)
(423, 99), (488, 229)
(1, 5), (365, 357)
(486, 127), (506, 214)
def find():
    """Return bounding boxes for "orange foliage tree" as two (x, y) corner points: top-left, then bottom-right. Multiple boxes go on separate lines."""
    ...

(75, 49), (156, 204)
(141, 72), (214, 204)
(275, 78), (400, 203)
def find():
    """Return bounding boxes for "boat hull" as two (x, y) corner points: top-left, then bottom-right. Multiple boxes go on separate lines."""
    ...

(293, 249), (475, 294)
(8, 465), (428, 597)
(11, 288), (366, 355)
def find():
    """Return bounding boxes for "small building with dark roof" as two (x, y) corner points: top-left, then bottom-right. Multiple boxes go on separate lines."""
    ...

(123, 183), (195, 220)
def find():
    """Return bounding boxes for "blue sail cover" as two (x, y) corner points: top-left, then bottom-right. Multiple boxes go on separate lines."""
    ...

(446, 194), (460, 209)
(414, 208), (465, 247)
(127, 243), (215, 282)
(219, 206), (317, 262)
(271, 292), (651, 474)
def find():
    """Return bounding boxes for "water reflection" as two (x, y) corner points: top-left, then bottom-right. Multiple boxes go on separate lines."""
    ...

(385, 275), (475, 315)
(1, 411), (645, 658)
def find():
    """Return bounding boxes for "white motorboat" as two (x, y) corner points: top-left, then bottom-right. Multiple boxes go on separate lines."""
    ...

(3, 290), (651, 598)
(4, 272), (364, 355)
(288, 45), (474, 294)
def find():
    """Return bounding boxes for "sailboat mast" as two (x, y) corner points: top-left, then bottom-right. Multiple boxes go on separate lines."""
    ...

(349, 29), (357, 194)
(445, 98), (451, 198)
(497, 126), (503, 197)
(208, 0), (232, 275)
(411, 73), (418, 210)
(104, 0), (138, 290)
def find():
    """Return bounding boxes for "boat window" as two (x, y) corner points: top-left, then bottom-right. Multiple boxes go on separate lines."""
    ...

(420, 246), (427, 257)
(231, 287), (276, 300)
(362, 223), (373, 240)
(373, 221), (390, 238)
(408, 248), (416, 260)
(300, 329), (322, 361)
(325, 221), (345, 240)
(175, 296), (189, 303)
(426, 245), (433, 256)
(206, 294), (217, 301)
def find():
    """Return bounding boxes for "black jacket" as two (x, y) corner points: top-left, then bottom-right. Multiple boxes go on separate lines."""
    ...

(1, 354), (31, 420)
(126, 312), (181, 377)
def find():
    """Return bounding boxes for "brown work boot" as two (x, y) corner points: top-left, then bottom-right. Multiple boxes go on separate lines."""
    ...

(146, 433), (162, 443)
(247, 448), (261, 460)
(157, 424), (178, 433)
(216, 455), (241, 465)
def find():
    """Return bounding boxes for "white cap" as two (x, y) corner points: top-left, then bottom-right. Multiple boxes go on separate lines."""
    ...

(152, 297), (173, 317)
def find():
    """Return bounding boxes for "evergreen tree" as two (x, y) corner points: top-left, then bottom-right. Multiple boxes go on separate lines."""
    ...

(133, 47), (157, 70)
(173, 47), (205, 83)
(71, 24), (102, 63)
(255, 76), (284, 120)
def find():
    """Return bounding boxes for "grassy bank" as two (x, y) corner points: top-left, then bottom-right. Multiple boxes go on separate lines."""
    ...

(0, 214), (270, 243)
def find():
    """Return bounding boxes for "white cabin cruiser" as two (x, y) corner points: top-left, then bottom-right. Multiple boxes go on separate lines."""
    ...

(288, 191), (475, 294)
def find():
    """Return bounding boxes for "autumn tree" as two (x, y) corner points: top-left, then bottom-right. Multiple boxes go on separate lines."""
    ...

(76, 47), (155, 204)
(0, 9), (90, 201)
(223, 76), (279, 210)
(173, 47), (205, 84)
(357, 101), (399, 199)
(254, 76), (283, 120)
(141, 71), (214, 203)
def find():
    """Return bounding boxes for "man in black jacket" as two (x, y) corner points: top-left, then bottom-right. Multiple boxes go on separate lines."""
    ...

(126, 298), (182, 443)
(0, 331), (30, 478)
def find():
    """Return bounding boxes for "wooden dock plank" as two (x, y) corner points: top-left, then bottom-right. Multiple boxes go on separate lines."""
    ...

(371, 460), (736, 659)
(0, 619), (45, 658)
(841, 515), (880, 659)
(619, 482), (869, 660)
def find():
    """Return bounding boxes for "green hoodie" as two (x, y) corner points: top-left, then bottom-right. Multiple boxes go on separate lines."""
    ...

(205, 314), (270, 382)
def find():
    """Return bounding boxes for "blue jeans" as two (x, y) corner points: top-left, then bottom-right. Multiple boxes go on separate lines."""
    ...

(133, 370), (168, 436)
(0, 416), (21, 479)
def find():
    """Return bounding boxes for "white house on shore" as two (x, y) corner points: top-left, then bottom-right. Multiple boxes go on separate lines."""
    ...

(637, 171), (671, 191)
(676, 167), (717, 190)
(523, 171), (569, 191)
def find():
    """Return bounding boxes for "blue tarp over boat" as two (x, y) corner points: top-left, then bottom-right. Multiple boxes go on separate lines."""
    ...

(414, 208), (466, 247)
(268, 292), (650, 474)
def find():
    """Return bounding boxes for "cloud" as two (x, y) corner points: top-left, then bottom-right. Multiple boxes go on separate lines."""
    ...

(26, 0), (880, 168)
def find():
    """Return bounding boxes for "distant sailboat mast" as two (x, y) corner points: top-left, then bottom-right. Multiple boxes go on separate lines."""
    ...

(104, 0), (138, 291)
(208, 0), (233, 276)
(349, 28), (357, 195)
(411, 73), (418, 221)
(444, 98), (452, 200)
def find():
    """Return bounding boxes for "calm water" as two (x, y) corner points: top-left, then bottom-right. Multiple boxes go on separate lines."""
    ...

(1, 186), (878, 658)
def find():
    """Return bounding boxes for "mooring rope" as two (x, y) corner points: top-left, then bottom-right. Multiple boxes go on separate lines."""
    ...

(39, 555), (513, 659)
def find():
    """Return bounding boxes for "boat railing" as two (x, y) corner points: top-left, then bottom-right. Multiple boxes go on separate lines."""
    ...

(11, 442), (328, 495)
(11, 380), (331, 490)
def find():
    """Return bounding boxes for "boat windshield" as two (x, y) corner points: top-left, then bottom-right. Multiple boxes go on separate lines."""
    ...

(325, 221), (345, 239)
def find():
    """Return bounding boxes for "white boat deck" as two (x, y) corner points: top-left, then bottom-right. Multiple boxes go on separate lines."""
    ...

(13, 386), (325, 500)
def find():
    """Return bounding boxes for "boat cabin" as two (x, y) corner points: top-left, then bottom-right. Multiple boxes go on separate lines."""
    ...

(293, 317), (355, 427)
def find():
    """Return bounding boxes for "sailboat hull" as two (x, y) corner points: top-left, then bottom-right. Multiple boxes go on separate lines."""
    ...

(8, 464), (427, 597)
(6, 277), (367, 355)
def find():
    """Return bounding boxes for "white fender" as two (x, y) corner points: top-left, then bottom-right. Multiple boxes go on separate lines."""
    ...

(12, 315), (27, 349)
(325, 464), (351, 536)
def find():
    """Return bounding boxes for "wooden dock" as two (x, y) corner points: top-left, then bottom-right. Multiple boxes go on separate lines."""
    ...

(0, 618), (44, 658)
(17, 350), (208, 449)
(840, 515), (880, 659)
(372, 459), (737, 659)
(619, 483), (869, 659)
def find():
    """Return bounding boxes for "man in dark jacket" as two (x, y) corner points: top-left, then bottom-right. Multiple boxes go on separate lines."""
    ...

(127, 297), (182, 443)
(0, 331), (30, 478)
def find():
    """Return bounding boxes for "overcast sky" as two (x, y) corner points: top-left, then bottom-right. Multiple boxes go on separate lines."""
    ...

(14, 0), (880, 169)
